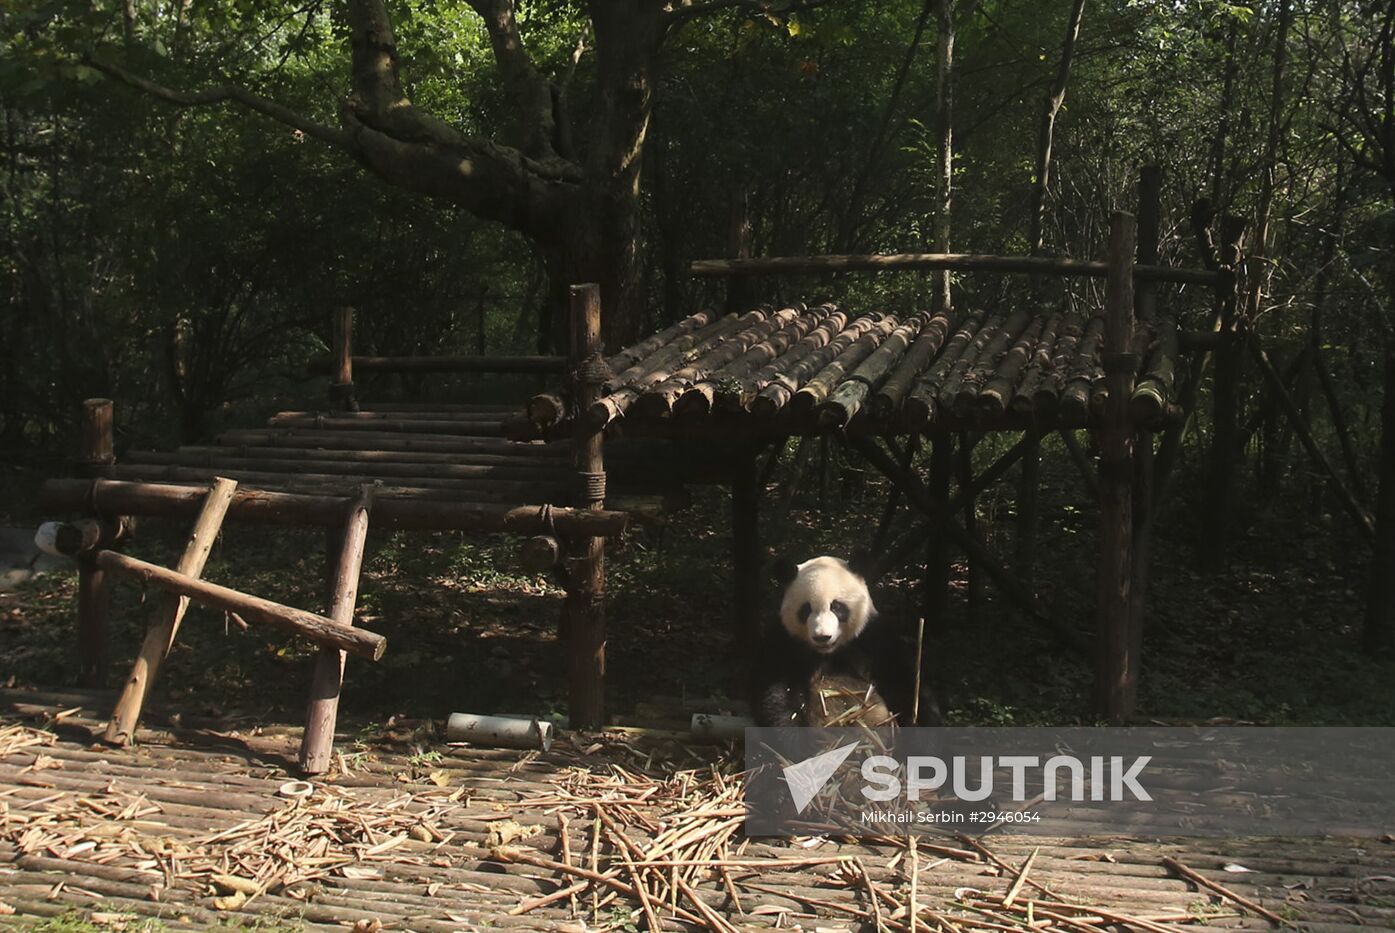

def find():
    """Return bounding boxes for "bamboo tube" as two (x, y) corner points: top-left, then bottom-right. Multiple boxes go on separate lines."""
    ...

(976, 315), (1049, 417)
(792, 315), (899, 416)
(1009, 312), (1063, 415)
(268, 414), (507, 436)
(1052, 315), (1105, 420)
(935, 312), (1004, 410)
(1031, 313), (1090, 414)
(674, 305), (826, 417)
(39, 479), (629, 535)
(607, 308), (715, 371)
(587, 309), (767, 428)
(689, 251), (1223, 286)
(751, 314), (882, 416)
(126, 451), (564, 481)
(633, 306), (800, 418)
(903, 314), (985, 427)
(1129, 313), (1179, 423)
(300, 485), (375, 774)
(92, 549), (386, 660)
(817, 315), (922, 426)
(949, 308), (1033, 416)
(105, 478), (239, 747)
(218, 429), (562, 456)
(447, 712), (554, 751)
(34, 517), (129, 557)
(717, 307), (848, 412)
(873, 310), (954, 419)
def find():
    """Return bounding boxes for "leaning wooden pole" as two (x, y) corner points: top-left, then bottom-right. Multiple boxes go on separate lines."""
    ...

(1095, 211), (1138, 722)
(566, 284), (608, 730)
(300, 484), (375, 774)
(104, 477), (239, 747)
(77, 399), (116, 686)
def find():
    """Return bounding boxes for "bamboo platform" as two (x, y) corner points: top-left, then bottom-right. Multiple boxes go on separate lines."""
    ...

(527, 301), (1183, 438)
(3, 689), (1394, 932)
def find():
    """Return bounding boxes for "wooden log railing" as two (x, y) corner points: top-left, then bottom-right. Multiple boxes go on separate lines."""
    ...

(40, 478), (628, 536)
(690, 251), (1223, 286)
(308, 354), (567, 375)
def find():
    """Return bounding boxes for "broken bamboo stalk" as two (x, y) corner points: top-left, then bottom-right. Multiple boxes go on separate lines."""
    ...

(92, 549), (386, 660)
(873, 310), (955, 419)
(675, 305), (825, 417)
(818, 315), (924, 427)
(977, 315), (1049, 417)
(104, 477), (240, 747)
(720, 307), (848, 412)
(634, 306), (800, 418)
(299, 484), (375, 775)
(792, 314), (900, 416)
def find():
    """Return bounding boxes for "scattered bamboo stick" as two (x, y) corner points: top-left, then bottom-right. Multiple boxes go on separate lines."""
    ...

(1162, 855), (1290, 926)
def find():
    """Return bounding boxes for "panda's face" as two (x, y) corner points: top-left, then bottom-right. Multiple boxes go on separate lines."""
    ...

(780, 556), (876, 654)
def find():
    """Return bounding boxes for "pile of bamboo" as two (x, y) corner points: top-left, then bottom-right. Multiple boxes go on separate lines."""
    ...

(528, 304), (1170, 433)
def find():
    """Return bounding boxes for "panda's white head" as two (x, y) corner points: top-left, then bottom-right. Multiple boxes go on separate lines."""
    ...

(778, 555), (877, 654)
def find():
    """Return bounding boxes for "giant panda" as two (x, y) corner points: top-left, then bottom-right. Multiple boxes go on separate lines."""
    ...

(750, 554), (942, 728)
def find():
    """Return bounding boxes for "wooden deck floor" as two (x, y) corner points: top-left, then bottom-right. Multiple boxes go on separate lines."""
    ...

(2, 689), (1393, 932)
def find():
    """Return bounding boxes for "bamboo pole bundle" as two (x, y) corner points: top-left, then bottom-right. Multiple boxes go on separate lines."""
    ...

(526, 310), (716, 428)
(91, 550), (386, 660)
(751, 314), (883, 416)
(977, 315), (1049, 417)
(717, 307), (848, 413)
(39, 478), (629, 534)
(1049, 316), (1104, 420)
(790, 315), (900, 416)
(586, 309), (769, 428)
(268, 414), (507, 436)
(218, 429), (562, 456)
(934, 312), (1004, 412)
(1009, 312), (1064, 415)
(948, 308), (1033, 417)
(817, 315), (924, 426)
(903, 314), (985, 427)
(1129, 313), (1179, 423)
(633, 306), (800, 418)
(674, 305), (829, 417)
(126, 451), (565, 481)
(1031, 313), (1090, 414)
(106, 463), (558, 497)
(872, 310), (954, 419)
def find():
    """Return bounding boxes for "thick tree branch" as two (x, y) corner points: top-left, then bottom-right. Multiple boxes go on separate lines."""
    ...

(86, 56), (356, 151)
(662, 0), (839, 21)
(466, 0), (561, 160)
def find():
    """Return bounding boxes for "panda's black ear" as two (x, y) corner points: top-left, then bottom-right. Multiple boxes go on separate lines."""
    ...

(848, 548), (879, 582)
(772, 555), (799, 588)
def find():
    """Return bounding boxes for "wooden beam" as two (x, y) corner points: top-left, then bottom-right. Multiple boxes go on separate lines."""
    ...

(40, 479), (628, 536)
(92, 550), (386, 660)
(299, 485), (375, 774)
(308, 354), (567, 375)
(1094, 211), (1138, 723)
(565, 284), (608, 730)
(104, 478), (239, 747)
(690, 252), (1221, 286)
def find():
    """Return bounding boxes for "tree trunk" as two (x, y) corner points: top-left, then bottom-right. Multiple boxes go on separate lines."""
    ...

(932, 0), (954, 313)
(1366, 338), (1395, 654)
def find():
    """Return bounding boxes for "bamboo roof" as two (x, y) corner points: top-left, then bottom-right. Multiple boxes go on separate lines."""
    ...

(529, 302), (1180, 436)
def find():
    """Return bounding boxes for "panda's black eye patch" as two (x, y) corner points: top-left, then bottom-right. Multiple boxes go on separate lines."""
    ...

(831, 600), (850, 623)
(797, 602), (812, 623)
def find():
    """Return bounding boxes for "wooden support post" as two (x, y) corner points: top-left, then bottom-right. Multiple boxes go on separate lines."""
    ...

(957, 432), (980, 621)
(104, 478), (239, 746)
(300, 485), (375, 775)
(1128, 167), (1162, 660)
(923, 435), (952, 639)
(331, 306), (358, 412)
(1199, 216), (1246, 570)
(1095, 211), (1138, 723)
(565, 284), (607, 730)
(731, 447), (763, 657)
(77, 399), (116, 686)
(93, 549), (386, 659)
(1014, 429), (1042, 584)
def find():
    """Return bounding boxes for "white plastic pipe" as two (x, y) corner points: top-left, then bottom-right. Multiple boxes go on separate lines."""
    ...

(446, 712), (554, 751)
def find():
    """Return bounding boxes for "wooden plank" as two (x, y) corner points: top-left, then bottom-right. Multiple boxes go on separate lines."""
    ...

(104, 478), (239, 746)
